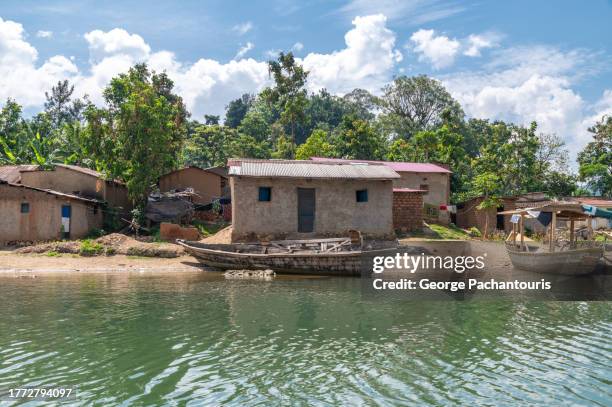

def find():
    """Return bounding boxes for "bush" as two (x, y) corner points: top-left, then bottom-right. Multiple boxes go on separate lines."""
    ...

(105, 247), (117, 256)
(468, 227), (482, 238)
(79, 239), (104, 256)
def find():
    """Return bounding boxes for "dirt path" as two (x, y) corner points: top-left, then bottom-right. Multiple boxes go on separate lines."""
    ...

(0, 251), (204, 273)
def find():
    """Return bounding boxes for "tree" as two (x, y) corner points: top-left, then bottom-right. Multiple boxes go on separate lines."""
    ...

(204, 115), (220, 125)
(578, 115), (612, 197)
(266, 52), (309, 153)
(183, 125), (234, 168)
(335, 116), (386, 160)
(88, 64), (188, 205)
(472, 172), (502, 238)
(224, 94), (254, 128)
(44, 80), (84, 128)
(379, 75), (463, 138)
(295, 129), (336, 160)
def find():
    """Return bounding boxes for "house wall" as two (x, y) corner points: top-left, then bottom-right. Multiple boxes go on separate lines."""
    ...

(393, 172), (449, 206)
(230, 177), (395, 242)
(456, 197), (516, 234)
(393, 172), (449, 224)
(159, 168), (224, 204)
(0, 184), (103, 244)
(20, 167), (130, 211)
(392, 191), (424, 232)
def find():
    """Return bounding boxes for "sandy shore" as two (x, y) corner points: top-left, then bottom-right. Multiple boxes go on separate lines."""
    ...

(0, 251), (203, 273)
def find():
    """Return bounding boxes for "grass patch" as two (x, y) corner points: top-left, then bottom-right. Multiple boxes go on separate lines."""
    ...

(192, 220), (228, 237)
(427, 224), (472, 240)
(46, 251), (60, 257)
(79, 239), (105, 256)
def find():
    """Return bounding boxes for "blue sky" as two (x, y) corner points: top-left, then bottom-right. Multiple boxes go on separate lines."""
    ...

(0, 0), (611, 158)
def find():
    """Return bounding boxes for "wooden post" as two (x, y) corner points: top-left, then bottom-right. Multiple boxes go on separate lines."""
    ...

(587, 217), (593, 241)
(550, 211), (557, 252)
(520, 214), (525, 251)
(512, 222), (517, 246)
(570, 219), (575, 247)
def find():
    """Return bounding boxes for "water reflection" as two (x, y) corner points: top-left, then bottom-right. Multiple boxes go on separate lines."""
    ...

(0, 272), (610, 405)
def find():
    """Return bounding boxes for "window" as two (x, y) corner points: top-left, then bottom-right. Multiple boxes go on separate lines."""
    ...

(420, 184), (429, 194)
(258, 187), (272, 202)
(356, 189), (368, 202)
(21, 202), (30, 213)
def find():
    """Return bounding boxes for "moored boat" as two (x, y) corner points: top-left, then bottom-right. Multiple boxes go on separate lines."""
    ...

(177, 237), (398, 275)
(500, 203), (609, 275)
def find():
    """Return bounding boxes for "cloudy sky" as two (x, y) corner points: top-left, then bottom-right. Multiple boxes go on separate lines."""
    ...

(1, 0), (611, 159)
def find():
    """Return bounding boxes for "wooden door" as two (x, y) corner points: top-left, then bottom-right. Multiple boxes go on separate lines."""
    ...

(297, 188), (315, 233)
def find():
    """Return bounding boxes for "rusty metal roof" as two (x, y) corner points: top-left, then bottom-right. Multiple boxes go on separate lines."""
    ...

(0, 165), (40, 183)
(0, 180), (102, 204)
(311, 157), (452, 174)
(229, 159), (400, 180)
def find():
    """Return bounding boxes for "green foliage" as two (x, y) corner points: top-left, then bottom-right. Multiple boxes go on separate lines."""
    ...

(379, 75), (464, 138)
(295, 129), (336, 160)
(225, 94), (255, 128)
(88, 64), (188, 205)
(428, 224), (471, 240)
(335, 115), (386, 160)
(578, 115), (612, 197)
(468, 227), (482, 238)
(86, 228), (106, 239)
(265, 52), (309, 154)
(79, 239), (104, 256)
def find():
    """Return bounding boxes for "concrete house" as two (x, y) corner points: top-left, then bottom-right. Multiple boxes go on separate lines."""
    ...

(455, 196), (517, 234)
(310, 157), (451, 224)
(0, 180), (103, 245)
(9, 164), (131, 212)
(228, 159), (400, 242)
(158, 166), (229, 204)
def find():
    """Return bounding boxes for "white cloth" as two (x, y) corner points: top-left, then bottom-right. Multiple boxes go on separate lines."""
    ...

(510, 214), (521, 224)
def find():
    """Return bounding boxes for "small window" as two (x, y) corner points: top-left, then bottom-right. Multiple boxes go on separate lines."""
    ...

(356, 189), (368, 202)
(420, 184), (429, 194)
(21, 202), (30, 213)
(258, 187), (272, 202)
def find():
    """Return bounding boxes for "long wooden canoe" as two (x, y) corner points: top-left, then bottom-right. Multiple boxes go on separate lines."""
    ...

(505, 243), (603, 275)
(176, 239), (398, 276)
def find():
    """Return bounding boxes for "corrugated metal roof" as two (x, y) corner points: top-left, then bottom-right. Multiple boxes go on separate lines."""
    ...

(229, 159), (400, 180)
(310, 157), (452, 174)
(0, 180), (102, 204)
(0, 165), (39, 183)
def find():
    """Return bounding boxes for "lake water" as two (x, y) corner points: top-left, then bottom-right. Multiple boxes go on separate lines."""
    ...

(0, 271), (610, 406)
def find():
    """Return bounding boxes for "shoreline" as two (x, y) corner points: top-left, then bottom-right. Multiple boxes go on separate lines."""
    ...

(0, 252), (205, 274)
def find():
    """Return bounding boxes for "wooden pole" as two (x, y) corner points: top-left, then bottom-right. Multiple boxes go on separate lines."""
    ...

(550, 211), (557, 252)
(570, 219), (575, 247)
(587, 217), (593, 241)
(520, 214), (525, 251)
(513, 222), (517, 246)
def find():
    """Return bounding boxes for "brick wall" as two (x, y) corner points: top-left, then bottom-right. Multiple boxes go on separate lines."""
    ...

(393, 191), (424, 232)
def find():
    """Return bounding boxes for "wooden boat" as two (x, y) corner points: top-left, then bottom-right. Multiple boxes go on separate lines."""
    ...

(176, 237), (398, 276)
(500, 203), (608, 275)
(505, 242), (603, 275)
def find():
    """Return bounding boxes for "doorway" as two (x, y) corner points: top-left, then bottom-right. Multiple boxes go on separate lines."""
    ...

(297, 188), (315, 233)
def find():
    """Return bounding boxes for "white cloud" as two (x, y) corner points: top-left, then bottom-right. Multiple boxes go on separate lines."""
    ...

(36, 30), (53, 38)
(234, 42), (254, 60)
(301, 14), (402, 94)
(441, 46), (605, 161)
(232, 22), (253, 35)
(0, 17), (77, 106)
(464, 33), (501, 57)
(84, 28), (151, 63)
(292, 42), (304, 52)
(410, 28), (459, 69)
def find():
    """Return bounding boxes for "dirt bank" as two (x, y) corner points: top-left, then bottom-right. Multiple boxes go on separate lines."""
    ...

(0, 251), (204, 273)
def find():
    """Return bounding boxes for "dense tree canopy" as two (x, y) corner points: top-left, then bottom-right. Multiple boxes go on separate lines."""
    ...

(1, 57), (609, 209)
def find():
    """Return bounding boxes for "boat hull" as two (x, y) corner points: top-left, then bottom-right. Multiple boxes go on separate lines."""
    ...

(178, 240), (396, 276)
(506, 246), (603, 275)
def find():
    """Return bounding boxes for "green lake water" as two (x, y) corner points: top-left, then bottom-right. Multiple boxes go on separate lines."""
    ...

(0, 271), (610, 406)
